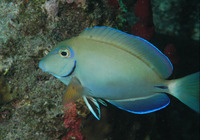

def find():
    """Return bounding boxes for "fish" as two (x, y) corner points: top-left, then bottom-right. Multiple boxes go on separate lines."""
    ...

(39, 26), (200, 120)
(62, 76), (107, 119)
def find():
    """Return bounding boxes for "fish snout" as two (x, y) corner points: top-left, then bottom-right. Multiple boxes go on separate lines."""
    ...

(39, 60), (46, 72)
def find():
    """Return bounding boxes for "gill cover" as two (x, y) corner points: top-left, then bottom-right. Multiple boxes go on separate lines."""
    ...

(39, 45), (76, 77)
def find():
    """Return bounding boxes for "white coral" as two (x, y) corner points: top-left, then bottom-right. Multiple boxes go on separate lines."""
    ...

(42, 0), (59, 20)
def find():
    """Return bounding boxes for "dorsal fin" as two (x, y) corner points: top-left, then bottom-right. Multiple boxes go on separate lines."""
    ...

(79, 26), (173, 79)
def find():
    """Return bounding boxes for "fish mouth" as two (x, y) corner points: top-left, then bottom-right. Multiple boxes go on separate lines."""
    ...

(39, 60), (46, 72)
(62, 61), (76, 77)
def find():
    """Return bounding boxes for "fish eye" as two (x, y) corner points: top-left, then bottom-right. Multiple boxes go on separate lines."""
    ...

(59, 48), (71, 58)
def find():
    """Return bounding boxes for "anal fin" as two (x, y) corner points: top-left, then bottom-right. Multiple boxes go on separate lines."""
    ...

(107, 93), (170, 114)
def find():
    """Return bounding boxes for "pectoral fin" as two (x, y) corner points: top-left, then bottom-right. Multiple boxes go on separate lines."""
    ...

(106, 93), (170, 114)
(83, 96), (101, 120)
(62, 77), (83, 105)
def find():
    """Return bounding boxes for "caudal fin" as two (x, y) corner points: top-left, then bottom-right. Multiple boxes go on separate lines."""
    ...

(168, 72), (200, 113)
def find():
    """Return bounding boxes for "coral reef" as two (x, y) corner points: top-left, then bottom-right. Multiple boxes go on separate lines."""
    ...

(0, 0), (123, 139)
(0, 55), (13, 74)
(0, 77), (13, 105)
(62, 102), (86, 140)
(0, 0), (20, 44)
(42, 0), (59, 20)
(152, 0), (199, 41)
(131, 0), (154, 40)
(106, 0), (119, 9)
(66, 0), (86, 6)
(0, 0), (199, 140)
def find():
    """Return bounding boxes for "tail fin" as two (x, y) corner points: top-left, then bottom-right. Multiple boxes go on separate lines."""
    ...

(168, 72), (200, 113)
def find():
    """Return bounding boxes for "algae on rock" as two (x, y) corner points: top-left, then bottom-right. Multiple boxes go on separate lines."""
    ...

(0, 0), (124, 139)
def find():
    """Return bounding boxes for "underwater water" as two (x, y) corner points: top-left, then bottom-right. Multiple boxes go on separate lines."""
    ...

(0, 0), (199, 140)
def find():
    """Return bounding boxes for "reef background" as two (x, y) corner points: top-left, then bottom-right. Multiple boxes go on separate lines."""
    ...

(0, 0), (199, 140)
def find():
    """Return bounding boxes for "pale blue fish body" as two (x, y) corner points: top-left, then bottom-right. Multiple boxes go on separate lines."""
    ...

(39, 27), (199, 120)
(71, 37), (166, 99)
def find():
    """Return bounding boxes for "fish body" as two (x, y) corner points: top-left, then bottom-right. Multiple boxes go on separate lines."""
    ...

(72, 37), (161, 99)
(39, 27), (199, 119)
